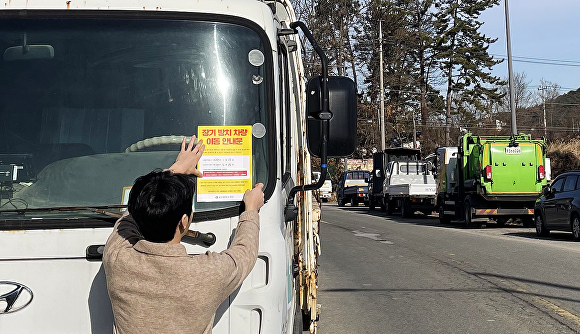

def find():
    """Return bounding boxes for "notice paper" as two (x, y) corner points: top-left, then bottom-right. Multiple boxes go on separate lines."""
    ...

(197, 125), (252, 202)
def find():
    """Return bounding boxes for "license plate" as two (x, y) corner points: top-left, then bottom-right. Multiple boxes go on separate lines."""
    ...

(505, 146), (521, 155)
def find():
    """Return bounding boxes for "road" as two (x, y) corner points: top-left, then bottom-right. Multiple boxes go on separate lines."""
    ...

(317, 204), (580, 333)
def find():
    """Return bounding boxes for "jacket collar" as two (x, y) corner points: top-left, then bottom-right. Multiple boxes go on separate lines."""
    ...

(133, 239), (188, 257)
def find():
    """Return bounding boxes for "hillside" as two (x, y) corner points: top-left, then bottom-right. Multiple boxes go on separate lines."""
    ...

(552, 87), (580, 106)
(547, 138), (580, 177)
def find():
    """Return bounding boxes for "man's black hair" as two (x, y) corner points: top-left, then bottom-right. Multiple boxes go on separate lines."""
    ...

(128, 170), (195, 243)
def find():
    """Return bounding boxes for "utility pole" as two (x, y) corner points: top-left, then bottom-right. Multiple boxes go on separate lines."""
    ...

(412, 112), (417, 149)
(538, 86), (547, 137)
(504, 0), (517, 135)
(379, 20), (385, 151)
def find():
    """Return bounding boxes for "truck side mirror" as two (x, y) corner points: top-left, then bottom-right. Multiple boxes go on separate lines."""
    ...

(306, 76), (357, 157)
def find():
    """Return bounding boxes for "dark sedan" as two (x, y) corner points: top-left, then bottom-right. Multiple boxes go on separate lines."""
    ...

(535, 171), (580, 240)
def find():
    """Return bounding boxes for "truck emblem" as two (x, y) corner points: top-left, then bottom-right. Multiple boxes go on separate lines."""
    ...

(0, 281), (33, 314)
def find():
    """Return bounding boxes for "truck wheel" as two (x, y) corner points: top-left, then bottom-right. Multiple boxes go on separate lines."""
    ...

(380, 197), (386, 212)
(337, 195), (345, 207)
(385, 197), (393, 215)
(572, 215), (580, 241)
(439, 204), (451, 224)
(293, 278), (309, 333)
(521, 216), (533, 228)
(535, 213), (549, 237)
(350, 197), (358, 207)
(292, 298), (304, 334)
(496, 217), (508, 227)
(401, 198), (412, 218)
(369, 197), (376, 211)
(464, 201), (474, 227)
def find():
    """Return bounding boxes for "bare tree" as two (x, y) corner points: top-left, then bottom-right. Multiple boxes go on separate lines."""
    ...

(499, 72), (535, 111)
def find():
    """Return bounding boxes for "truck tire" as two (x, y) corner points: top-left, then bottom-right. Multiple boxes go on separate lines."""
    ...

(293, 278), (309, 333)
(401, 198), (412, 218)
(521, 216), (533, 228)
(350, 197), (358, 207)
(292, 299), (303, 334)
(385, 196), (393, 215)
(369, 197), (376, 210)
(337, 195), (345, 207)
(496, 217), (508, 227)
(380, 197), (386, 212)
(464, 200), (474, 227)
(438, 203), (451, 224)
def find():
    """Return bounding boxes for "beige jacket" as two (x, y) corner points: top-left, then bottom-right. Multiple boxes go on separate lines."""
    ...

(103, 211), (260, 334)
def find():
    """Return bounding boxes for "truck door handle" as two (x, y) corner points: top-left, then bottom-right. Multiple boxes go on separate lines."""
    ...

(86, 244), (105, 261)
(185, 230), (217, 247)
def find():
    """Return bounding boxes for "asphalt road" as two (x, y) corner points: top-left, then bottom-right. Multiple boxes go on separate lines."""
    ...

(317, 204), (580, 334)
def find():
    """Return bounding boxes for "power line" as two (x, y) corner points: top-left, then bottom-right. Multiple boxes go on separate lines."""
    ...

(491, 53), (580, 67)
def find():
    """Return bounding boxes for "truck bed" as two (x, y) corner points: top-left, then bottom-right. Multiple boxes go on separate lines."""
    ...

(387, 183), (436, 197)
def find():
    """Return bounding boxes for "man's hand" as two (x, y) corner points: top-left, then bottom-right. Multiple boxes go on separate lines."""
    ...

(243, 183), (265, 212)
(166, 135), (205, 176)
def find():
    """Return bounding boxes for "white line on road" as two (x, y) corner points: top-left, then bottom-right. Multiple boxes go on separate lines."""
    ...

(352, 230), (393, 244)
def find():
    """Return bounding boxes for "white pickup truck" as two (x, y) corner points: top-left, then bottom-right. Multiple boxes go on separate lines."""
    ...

(383, 160), (436, 217)
(313, 171), (333, 202)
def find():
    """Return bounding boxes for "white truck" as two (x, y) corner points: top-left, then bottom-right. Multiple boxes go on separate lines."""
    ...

(319, 179), (333, 202)
(0, 1), (357, 333)
(383, 159), (437, 217)
(312, 172), (332, 202)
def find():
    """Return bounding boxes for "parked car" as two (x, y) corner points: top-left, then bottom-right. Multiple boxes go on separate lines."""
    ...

(534, 171), (580, 240)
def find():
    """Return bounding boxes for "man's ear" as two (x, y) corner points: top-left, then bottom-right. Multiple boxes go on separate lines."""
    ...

(178, 214), (189, 234)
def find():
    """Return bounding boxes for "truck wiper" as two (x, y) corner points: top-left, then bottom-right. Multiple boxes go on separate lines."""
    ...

(0, 205), (125, 218)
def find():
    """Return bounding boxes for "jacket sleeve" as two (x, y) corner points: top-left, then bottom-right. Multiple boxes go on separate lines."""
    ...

(212, 210), (260, 300)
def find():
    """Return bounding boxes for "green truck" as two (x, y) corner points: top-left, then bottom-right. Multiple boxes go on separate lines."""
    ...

(435, 133), (548, 227)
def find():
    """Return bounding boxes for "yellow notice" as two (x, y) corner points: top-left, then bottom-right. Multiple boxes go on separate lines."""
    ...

(197, 125), (252, 202)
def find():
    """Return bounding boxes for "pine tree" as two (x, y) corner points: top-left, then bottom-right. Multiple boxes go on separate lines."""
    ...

(434, 0), (503, 145)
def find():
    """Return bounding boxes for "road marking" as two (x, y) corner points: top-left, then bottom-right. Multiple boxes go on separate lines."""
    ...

(498, 278), (580, 329)
(321, 220), (395, 245)
(536, 298), (580, 328)
(352, 230), (381, 240)
(352, 230), (393, 244)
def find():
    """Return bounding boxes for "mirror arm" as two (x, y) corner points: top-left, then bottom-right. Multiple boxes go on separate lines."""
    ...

(284, 21), (330, 222)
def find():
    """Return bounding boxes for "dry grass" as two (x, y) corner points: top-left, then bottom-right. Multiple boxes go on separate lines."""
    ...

(547, 139), (580, 177)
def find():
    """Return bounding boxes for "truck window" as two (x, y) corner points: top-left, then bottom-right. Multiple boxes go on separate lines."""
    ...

(0, 17), (272, 220)
(399, 163), (426, 174)
(563, 175), (578, 192)
(346, 171), (369, 180)
(278, 44), (292, 183)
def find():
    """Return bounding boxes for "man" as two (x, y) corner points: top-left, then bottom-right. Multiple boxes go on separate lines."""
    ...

(103, 135), (264, 334)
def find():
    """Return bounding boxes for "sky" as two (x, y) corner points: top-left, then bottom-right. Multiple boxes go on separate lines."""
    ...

(479, 1), (580, 95)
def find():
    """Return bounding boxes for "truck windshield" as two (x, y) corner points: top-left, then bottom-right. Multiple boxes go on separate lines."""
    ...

(346, 171), (370, 180)
(0, 17), (270, 217)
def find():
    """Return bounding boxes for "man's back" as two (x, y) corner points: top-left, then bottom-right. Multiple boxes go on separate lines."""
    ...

(103, 211), (260, 334)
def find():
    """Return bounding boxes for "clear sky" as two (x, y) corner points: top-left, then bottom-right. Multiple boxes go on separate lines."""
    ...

(480, 0), (580, 94)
